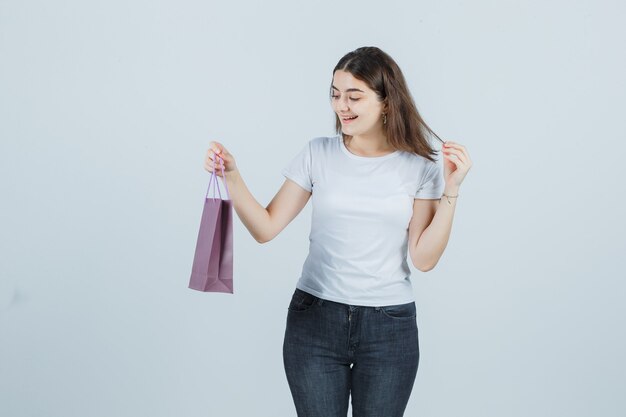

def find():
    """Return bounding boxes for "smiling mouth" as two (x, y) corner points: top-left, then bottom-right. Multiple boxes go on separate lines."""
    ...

(341, 115), (358, 121)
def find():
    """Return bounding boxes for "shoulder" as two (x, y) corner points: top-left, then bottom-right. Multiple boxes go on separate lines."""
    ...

(309, 135), (338, 147)
(397, 150), (440, 172)
(304, 134), (340, 154)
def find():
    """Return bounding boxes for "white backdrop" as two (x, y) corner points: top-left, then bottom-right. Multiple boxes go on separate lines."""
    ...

(1, 0), (625, 416)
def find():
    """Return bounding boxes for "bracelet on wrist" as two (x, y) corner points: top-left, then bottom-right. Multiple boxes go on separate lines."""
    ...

(441, 192), (459, 205)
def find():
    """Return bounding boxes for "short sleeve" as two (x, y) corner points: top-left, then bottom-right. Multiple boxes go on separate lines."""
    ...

(281, 141), (313, 192)
(414, 160), (444, 199)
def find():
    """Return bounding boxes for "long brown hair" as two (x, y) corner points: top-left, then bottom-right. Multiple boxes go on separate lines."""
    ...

(331, 46), (444, 163)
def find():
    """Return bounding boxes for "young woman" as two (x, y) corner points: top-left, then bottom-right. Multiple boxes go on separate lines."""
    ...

(204, 46), (472, 417)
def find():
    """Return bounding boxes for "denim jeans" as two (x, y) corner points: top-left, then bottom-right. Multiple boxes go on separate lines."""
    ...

(282, 287), (419, 417)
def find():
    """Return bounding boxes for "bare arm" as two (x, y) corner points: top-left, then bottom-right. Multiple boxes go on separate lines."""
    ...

(205, 143), (311, 244)
(224, 170), (311, 243)
(410, 140), (471, 270)
(408, 184), (458, 272)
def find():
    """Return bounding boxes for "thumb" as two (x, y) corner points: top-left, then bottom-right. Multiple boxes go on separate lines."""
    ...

(210, 142), (224, 156)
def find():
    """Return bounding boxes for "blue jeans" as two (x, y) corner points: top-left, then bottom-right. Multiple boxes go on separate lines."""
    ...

(282, 288), (419, 417)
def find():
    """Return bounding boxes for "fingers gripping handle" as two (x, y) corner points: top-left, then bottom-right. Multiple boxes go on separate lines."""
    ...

(205, 156), (230, 200)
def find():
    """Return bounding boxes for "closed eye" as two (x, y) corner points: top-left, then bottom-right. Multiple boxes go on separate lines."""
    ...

(331, 95), (360, 101)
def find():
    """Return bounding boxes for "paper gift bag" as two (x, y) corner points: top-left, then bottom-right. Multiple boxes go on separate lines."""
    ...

(188, 162), (234, 293)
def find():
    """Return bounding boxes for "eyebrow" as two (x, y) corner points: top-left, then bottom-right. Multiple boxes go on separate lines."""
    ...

(331, 85), (365, 93)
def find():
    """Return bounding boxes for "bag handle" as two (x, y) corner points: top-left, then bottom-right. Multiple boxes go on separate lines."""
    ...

(205, 156), (231, 200)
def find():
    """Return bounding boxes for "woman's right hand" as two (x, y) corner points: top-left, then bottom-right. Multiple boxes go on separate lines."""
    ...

(204, 141), (238, 177)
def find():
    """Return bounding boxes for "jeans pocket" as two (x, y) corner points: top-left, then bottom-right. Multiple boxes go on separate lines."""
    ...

(380, 301), (416, 319)
(287, 288), (319, 313)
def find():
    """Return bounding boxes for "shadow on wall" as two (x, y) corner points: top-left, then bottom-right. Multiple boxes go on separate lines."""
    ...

(0, 280), (23, 313)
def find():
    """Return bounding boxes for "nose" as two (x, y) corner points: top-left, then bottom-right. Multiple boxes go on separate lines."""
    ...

(336, 95), (350, 112)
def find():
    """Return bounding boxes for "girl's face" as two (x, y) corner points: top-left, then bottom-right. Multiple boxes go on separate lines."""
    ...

(331, 70), (387, 138)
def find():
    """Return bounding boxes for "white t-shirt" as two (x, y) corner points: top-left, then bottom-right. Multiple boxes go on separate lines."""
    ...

(281, 134), (445, 307)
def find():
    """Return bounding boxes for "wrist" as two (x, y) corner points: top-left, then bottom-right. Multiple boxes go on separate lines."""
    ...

(224, 169), (241, 184)
(443, 185), (459, 195)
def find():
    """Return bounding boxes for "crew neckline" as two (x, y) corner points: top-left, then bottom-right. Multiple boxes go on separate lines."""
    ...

(338, 135), (401, 161)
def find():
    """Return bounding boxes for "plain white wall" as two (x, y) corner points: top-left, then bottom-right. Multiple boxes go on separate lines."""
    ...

(1, 0), (625, 416)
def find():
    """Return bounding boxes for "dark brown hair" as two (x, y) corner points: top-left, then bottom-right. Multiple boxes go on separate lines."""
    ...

(331, 46), (444, 163)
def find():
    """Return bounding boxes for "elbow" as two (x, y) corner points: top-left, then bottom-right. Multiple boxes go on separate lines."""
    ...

(256, 235), (270, 244)
(412, 256), (436, 272)
(256, 212), (276, 244)
(255, 231), (274, 244)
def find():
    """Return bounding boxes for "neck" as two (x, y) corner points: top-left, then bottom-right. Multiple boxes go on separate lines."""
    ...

(344, 131), (394, 155)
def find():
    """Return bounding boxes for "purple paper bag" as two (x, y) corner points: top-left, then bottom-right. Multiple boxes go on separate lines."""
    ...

(188, 162), (234, 293)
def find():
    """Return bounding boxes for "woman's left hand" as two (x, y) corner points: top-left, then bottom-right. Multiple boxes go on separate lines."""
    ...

(442, 141), (472, 189)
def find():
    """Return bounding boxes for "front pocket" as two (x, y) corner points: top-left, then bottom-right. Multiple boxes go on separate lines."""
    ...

(380, 302), (416, 319)
(287, 289), (319, 313)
